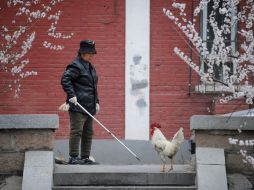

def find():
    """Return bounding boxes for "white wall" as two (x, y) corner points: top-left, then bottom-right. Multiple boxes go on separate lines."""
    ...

(125, 0), (150, 140)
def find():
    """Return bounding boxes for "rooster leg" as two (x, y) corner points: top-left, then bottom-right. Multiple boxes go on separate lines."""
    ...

(169, 159), (174, 172)
(161, 162), (166, 173)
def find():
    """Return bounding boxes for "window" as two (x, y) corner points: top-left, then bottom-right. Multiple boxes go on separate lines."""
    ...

(200, 0), (238, 82)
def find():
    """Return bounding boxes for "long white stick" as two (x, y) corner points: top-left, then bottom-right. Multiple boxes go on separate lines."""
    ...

(76, 102), (141, 161)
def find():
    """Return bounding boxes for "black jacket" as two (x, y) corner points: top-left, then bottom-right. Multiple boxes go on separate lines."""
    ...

(61, 57), (99, 115)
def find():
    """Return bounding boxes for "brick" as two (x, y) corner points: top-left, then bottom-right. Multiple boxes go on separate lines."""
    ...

(0, 152), (25, 174)
(195, 131), (254, 151)
(0, 133), (15, 151)
(226, 153), (254, 173)
(15, 130), (54, 151)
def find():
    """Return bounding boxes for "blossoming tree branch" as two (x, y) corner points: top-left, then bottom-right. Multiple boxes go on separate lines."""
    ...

(164, 0), (254, 105)
(0, 0), (73, 97)
(164, 0), (254, 168)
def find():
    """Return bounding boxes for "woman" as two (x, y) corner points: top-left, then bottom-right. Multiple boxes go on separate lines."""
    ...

(61, 40), (99, 165)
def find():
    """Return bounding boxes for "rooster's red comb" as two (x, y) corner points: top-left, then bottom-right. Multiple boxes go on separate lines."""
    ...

(150, 122), (162, 128)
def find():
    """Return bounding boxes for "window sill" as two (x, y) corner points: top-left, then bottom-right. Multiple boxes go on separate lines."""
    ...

(194, 83), (234, 94)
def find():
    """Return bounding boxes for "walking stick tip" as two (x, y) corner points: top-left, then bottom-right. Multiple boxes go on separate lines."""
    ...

(136, 157), (141, 161)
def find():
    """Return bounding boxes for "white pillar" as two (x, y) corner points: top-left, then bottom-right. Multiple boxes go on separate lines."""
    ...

(125, 0), (150, 140)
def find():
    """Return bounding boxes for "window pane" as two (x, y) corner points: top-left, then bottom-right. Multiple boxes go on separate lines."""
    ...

(207, 0), (231, 53)
(201, 0), (238, 81)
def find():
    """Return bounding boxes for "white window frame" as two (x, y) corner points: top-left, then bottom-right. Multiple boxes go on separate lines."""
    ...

(196, 2), (238, 93)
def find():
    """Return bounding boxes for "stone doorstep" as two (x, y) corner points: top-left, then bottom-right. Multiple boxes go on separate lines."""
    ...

(22, 151), (54, 190)
(196, 147), (225, 165)
(52, 186), (197, 190)
(190, 115), (254, 131)
(0, 114), (59, 129)
(197, 164), (227, 190)
(0, 130), (54, 152)
(196, 148), (228, 190)
(54, 164), (196, 186)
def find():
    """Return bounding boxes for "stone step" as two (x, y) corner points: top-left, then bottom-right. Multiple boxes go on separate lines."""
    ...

(54, 164), (196, 187)
(52, 185), (197, 190)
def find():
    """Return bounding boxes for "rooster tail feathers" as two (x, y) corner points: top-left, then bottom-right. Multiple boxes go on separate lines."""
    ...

(171, 128), (184, 145)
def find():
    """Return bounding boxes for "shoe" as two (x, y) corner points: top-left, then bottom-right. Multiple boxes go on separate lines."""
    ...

(81, 158), (100, 165)
(55, 156), (68, 165)
(68, 156), (85, 165)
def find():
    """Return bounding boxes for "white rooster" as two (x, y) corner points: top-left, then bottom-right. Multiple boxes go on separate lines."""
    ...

(150, 122), (184, 172)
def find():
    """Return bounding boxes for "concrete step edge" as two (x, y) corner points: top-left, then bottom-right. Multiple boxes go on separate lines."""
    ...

(54, 173), (196, 186)
(52, 185), (197, 190)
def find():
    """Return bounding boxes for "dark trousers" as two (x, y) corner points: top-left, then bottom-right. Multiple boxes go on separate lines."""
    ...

(69, 111), (93, 158)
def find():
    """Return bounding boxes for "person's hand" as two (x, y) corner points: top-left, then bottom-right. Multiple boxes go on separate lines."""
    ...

(96, 103), (100, 114)
(58, 102), (70, 112)
(69, 96), (78, 105)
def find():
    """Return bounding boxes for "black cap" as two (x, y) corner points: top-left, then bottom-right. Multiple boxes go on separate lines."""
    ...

(79, 40), (97, 54)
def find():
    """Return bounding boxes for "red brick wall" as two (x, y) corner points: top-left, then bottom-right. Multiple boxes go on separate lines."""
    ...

(0, 0), (125, 139)
(0, 0), (249, 140)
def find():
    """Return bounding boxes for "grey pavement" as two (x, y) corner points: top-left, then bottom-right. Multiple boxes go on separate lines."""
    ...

(54, 139), (193, 165)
